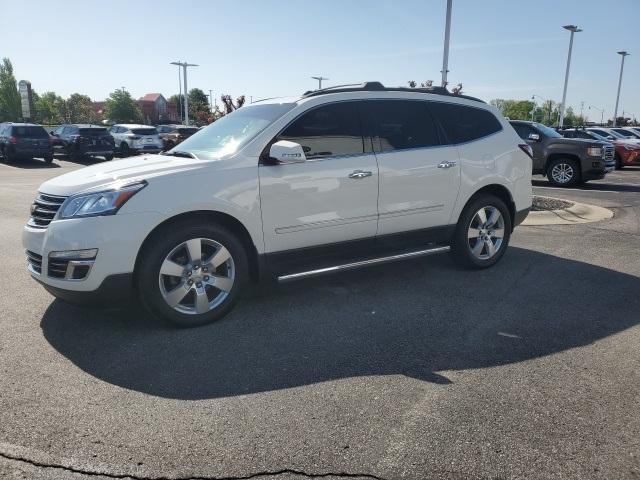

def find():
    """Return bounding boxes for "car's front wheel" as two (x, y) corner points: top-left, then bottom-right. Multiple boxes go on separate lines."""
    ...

(137, 221), (249, 327)
(547, 157), (580, 187)
(451, 194), (512, 269)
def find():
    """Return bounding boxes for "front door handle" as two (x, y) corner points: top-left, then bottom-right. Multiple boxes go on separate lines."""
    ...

(437, 161), (457, 169)
(348, 170), (373, 179)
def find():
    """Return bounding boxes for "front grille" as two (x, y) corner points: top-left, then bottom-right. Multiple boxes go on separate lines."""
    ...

(27, 193), (66, 229)
(604, 145), (615, 164)
(26, 250), (42, 274)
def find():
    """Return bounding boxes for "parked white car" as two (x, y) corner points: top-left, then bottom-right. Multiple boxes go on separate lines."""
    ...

(109, 124), (163, 156)
(23, 82), (532, 327)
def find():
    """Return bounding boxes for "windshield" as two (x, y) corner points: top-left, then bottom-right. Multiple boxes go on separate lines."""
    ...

(594, 129), (623, 139)
(533, 123), (562, 138)
(171, 103), (296, 160)
(586, 131), (608, 141)
(612, 129), (638, 138)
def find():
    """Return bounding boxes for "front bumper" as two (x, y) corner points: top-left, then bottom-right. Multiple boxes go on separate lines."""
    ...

(11, 146), (53, 158)
(38, 273), (134, 306)
(22, 211), (166, 293)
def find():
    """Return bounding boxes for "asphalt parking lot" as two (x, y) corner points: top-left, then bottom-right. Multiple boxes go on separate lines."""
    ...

(0, 156), (639, 480)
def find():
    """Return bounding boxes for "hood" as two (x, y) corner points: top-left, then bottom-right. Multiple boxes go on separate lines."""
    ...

(549, 137), (609, 148)
(39, 154), (208, 196)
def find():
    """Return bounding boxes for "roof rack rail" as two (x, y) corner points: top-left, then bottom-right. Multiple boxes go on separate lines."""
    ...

(301, 81), (485, 103)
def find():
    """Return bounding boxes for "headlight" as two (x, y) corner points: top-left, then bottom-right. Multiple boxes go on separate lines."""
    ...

(587, 147), (603, 157)
(59, 182), (146, 219)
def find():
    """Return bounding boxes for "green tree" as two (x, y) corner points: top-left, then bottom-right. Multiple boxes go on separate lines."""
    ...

(188, 88), (210, 119)
(65, 93), (99, 123)
(104, 89), (141, 123)
(33, 91), (66, 124)
(490, 99), (535, 121)
(0, 58), (21, 122)
(168, 94), (185, 120)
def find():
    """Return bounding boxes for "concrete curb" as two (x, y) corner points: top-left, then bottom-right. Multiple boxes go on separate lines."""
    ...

(522, 196), (614, 226)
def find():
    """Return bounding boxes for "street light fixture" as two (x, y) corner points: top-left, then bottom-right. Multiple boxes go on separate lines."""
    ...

(559, 24), (582, 128)
(311, 76), (329, 90)
(588, 105), (605, 125)
(613, 51), (630, 127)
(170, 61), (198, 125)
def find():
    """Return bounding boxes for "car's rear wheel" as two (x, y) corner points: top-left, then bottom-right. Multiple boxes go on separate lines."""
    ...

(3, 147), (15, 164)
(104, 154), (114, 161)
(451, 194), (512, 269)
(44, 154), (53, 163)
(547, 158), (580, 187)
(137, 221), (249, 327)
(120, 142), (131, 157)
(615, 154), (623, 170)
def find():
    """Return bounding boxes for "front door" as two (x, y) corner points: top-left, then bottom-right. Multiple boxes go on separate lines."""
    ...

(259, 101), (379, 253)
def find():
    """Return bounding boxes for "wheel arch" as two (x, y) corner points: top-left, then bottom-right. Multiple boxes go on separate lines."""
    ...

(545, 153), (581, 175)
(463, 184), (516, 231)
(133, 210), (260, 283)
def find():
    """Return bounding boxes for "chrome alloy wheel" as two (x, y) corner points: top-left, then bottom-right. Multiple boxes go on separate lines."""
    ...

(158, 238), (235, 315)
(550, 162), (574, 184)
(467, 206), (505, 260)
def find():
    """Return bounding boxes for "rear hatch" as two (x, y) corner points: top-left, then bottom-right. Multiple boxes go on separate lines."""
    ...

(13, 126), (50, 151)
(131, 128), (161, 149)
(78, 128), (114, 152)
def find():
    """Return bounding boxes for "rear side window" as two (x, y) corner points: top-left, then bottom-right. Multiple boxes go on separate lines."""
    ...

(278, 102), (363, 159)
(12, 126), (48, 138)
(131, 128), (158, 135)
(79, 128), (108, 136)
(366, 100), (440, 152)
(429, 103), (502, 144)
(178, 128), (198, 135)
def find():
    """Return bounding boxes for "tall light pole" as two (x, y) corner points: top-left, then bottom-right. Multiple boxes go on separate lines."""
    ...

(613, 51), (629, 127)
(311, 76), (329, 90)
(441, 0), (453, 87)
(559, 25), (582, 128)
(209, 89), (214, 112)
(170, 61), (198, 125)
(589, 105), (604, 125)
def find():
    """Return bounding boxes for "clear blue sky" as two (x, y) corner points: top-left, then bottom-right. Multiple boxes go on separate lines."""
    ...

(1, 0), (638, 122)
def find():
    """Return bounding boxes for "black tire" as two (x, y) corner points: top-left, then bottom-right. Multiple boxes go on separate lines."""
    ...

(44, 154), (54, 164)
(120, 142), (131, 157)
(136, 220), (249, 327)
(450, 193), (512, 269)
(615, 154), (623, 170)
(104, 154), (114, 161)
(546, 157), (580, 187)
(3, 147), (15, 164)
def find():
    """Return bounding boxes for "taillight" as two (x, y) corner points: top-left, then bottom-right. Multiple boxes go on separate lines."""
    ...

(9, 136), (17, 144)
(518, 143), (533, 159)
(48, 136), (54, 145)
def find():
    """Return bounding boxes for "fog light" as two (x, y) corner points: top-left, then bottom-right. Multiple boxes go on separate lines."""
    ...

(49, 248), (98, 260)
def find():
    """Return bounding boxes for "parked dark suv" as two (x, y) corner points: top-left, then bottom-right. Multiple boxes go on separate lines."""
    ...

(510, 120), (614, 187)
(50, 124), (115, 160)
(0, 123), (54, 164)
(156, 124), (199, 151)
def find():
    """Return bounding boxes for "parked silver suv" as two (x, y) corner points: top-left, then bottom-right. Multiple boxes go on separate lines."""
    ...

(109, 124), (163, 156)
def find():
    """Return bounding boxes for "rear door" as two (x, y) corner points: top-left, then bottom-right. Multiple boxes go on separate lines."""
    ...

(364, 99), (460, 236)
(259, 101), (379, 252)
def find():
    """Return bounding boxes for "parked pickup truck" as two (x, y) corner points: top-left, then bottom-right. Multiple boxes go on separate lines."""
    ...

(510, 120), (614, 187)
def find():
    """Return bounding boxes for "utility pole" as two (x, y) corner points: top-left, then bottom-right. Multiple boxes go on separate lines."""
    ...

(311, 76), (329, 90)
(170, 61), (198, 125)
(580, 101), (585, 120)
(441, 0), (453, 87)
(559, 25), (582, 128)
(209, 89), (214, 112)
(613, 51), (629, 127)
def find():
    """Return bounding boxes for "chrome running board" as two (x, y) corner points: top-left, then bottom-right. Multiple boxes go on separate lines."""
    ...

(277, 245), (450, 283)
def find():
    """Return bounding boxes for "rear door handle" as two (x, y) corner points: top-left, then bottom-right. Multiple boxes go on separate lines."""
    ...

(437, 161), (457, 169)
(348, 170), (373, 179)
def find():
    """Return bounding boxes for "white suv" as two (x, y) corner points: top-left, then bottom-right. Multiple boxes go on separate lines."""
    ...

(23, 82), (532, 327)
(109, 124), (163, 156)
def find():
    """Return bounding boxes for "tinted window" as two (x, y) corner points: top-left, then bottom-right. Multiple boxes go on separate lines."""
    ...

(131, 128), (158, 135)
(178, 127), (198, 135)
(429, 103), (502, 144)
(278, 102), (363, 159)
(366, 100), (439, 152)
(79, 128), (107, 136)
(12, 126), (48, 138)
(511, 123), (534, 140)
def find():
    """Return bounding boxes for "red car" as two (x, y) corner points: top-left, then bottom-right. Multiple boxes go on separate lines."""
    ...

(562, 128), (640, 169)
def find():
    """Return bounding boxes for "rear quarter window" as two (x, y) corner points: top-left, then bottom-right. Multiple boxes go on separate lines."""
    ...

(429, 103), (502, 144)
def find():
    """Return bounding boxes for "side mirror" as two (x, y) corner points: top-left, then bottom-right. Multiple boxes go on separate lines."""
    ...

(528, 133), (540, 141)
(269, 140), (306, 164)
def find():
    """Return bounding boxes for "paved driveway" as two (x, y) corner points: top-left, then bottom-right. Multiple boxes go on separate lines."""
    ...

(1, 157), (638, 479)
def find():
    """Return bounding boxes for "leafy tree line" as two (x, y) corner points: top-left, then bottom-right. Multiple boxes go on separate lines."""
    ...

(0, 57), (246, 126)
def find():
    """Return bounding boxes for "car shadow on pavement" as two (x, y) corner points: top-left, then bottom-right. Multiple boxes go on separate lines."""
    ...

(0, 158), (60, 169)
(40, 247), (640, 400)
(532, 178), (640, 193)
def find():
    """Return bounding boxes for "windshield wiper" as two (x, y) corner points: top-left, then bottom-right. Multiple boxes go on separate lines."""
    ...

(161, 150), (198, 159)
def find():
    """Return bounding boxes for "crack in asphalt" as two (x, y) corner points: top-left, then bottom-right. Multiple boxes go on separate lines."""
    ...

(0, 450), (385, 480)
